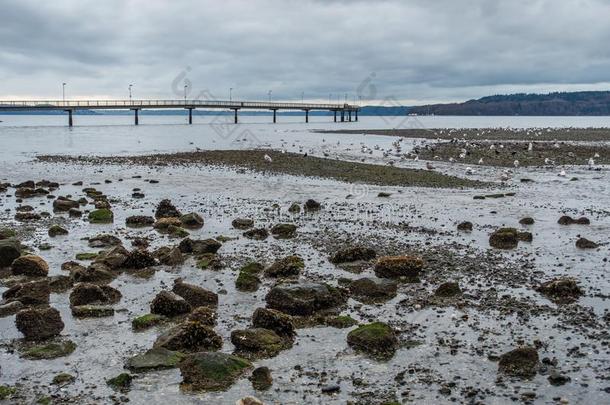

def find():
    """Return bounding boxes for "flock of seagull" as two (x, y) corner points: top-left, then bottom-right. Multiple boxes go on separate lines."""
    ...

(258, 133), (601, 182)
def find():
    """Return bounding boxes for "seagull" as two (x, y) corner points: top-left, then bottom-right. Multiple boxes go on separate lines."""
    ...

(513, 160), (519, 168)
(414, 155), (419, 161)
(264, 154), (273, 163)
(465, 167), (474, 175)
(478, 158), (484, 164)
(594, 152), (600, 158)
(449, 157), (455, 163)
(558, 170), (567, 177)
(426, 162), (435, 170)
(528, 142), (533, 151)
(588, 157), (595, 168)
(500, 172), (510, 181)
(544, 158), (554, 165)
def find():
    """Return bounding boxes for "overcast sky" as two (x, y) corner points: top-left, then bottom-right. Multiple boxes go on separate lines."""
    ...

(1, 0), (610, 105)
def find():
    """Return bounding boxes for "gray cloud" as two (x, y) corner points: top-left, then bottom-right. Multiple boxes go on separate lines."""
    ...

(1, 0), (610, 104)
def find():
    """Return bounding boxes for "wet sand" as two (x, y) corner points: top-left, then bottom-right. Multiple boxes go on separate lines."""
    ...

(37, 149), (486, 189)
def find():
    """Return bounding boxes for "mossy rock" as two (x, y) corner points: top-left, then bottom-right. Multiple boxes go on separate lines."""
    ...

(20, 340), (77, 360)
(132, 313), (167, 331)
(0, 228), (16, 240)
(37, 396), (51, 405)
(0, 386), (16, 400)
(48, 225), (69, 237)
(167, 225), (189, 238)
(106, 373), (133, 392)
(235, 262), (264, 292)
(230, 328), (287, 359)
(88, 209), (114, 224)
(325, 315), (358, 328)
(374, 256), (424, 280)
(75, 252), (99, 261)
(126, 348), (187, 372)
(71, 305), (114, 318)
(264, 255), (304, 277)
(179, 352), (252, 392)
(346, 322), (398, 359)
(52, 373), (75, 385)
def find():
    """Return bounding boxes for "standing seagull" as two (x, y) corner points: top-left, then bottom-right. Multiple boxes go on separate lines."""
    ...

(513, 159), (520, 168)
(588, 157), (595, 169)
(264, 154), (273, 163)
(558, 170), (567, 177)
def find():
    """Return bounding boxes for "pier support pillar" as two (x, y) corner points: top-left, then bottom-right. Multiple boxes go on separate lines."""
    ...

(131, 109), (140, 125)
(348, 110), (352, 122)
(333, 110), (337, 122)
(232, 108), (239, 124)
(64, 109), (73, 127)
(305, 110), (309, 123)
(355, 110), (358, 121)
(341, 110), (345, 122)
(272, 109), (277, 123)
(187, 108), (194, 124)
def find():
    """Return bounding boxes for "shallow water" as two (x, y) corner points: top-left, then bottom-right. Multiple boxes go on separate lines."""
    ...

(0, 116), (608, 404)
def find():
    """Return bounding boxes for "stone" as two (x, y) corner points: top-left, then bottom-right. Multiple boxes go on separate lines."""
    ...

(186, 306), (217, 326)
(173, 279), (218, 308)
(11, 255), (49, 277)
(349, 277), (397, 302)
(155, 199), (182, 219)
(250, 366), (272, 390)
(325, 315), (358, 328)
(231, 328), (286, 359)
(126, 348), (186, 372)
(575, 237), (598, 249)
(71, 263), (115, 284)
(536, 277), (583, 304)
(264, 255), (304, 277)
(498, 347), (539, 378)
(2, 280), (50, 306)
(69, 283), (122, 306)
(52, 373), (76, 385)
(347, 322), (398, 358)
(457, 221), (473, 231)
(15, 307), (64, 340)
(236, 262), (263, 292)
(88, 234), (121, 248)
(180, 213), (204, 229)
(548, 371), (571, 386)
(14, 212), (41, 221)
(179, 238), (222, 254)
(154, 321), (222, 352)
(0, 238), (22, 268)
(154, 246), (185, 265)
(330, 246), (377, 264)
(265, 282), (347, 316)
(48, 225), (69, 237)
(434, 282), (462, 297)
(150, 291), (192, 316)
(153, 217), (182, 232)
(48, 275), (73, 292)
(0, 301), (24, 318)
(52, 197), (79, 212)
(270, 223), (297, 239)
(558, 215), (590, 225)
(179, 352), (252, 392)
(519, 217), (535, 225)
(243, 228), (269, 240)
(252, 308), (296, 339)
(71, 305), (114, 318)
(0, 228), (16, 240)
(20, 339), (76, 359)
(374, 255), (424, 279)
(94, 246), (129, 269)
(232, 218), (254, 230)
(122, 249), (157, 269)
(106, 373), (133, 392)
(303, 199), (321, 211)
(288, 203), (301, 213)
(126, 215), (155, 227)
(132, 313), (167, 331)
(88, 208), (114, 224)
(489, 228), (519, 249)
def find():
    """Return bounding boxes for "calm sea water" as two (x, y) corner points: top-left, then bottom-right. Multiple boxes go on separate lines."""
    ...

(1, 114), (610, 164)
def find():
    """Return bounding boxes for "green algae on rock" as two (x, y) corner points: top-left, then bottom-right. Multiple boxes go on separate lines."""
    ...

(347, 322), (399, 358)
(88, 209), (114, 224)
(179, 352), (252, 392)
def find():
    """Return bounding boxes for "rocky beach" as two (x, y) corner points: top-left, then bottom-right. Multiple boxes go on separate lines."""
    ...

(0, 120), (609, 404)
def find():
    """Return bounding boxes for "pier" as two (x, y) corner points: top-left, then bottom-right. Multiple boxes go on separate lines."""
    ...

(0, 99), (360, 126)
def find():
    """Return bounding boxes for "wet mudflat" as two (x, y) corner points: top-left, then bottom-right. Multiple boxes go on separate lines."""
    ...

(0, 125), (609, 405)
